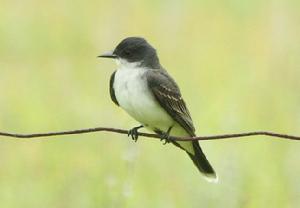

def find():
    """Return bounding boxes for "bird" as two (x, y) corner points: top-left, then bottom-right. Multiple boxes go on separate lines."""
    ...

(98, 37), (217, 182)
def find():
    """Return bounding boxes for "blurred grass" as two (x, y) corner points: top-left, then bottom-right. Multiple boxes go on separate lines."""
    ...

(0, 0), (300, 207)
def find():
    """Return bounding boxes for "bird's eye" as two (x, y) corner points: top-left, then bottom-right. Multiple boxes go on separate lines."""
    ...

(124, 50), (131, 56)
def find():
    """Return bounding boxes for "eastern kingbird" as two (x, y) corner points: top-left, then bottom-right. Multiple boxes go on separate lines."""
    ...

(99, 37), (217, 182)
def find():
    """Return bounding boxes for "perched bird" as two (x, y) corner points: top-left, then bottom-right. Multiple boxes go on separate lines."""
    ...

(99, 37), (217, 182)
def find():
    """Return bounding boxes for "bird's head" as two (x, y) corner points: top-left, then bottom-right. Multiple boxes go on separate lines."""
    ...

(99, 37), (160, 68)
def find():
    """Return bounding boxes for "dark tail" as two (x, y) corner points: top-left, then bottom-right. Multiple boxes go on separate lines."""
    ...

(187, 141), (218, 182)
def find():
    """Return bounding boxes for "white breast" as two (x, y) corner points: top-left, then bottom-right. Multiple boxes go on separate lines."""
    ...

(113, 63), (174, 131)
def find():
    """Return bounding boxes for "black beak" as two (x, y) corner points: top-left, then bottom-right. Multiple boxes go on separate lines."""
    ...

(97, 50), (117, 59)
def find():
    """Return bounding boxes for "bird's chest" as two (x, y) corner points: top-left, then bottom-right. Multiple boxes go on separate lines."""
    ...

(113, 67), (172, 127)
(114, 68), (152, 115)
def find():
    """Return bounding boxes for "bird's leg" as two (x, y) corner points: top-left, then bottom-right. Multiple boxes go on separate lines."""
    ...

(160, 126), (173, 145)
(128, 125), (144, 142)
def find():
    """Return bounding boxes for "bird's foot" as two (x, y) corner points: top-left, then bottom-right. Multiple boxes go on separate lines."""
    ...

(160, 133), (171, 145)
(160, 127), (173, 145)
(128, 125), (143, 142)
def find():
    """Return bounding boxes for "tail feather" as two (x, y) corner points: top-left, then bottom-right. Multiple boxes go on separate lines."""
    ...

(187, 141), (218, 182)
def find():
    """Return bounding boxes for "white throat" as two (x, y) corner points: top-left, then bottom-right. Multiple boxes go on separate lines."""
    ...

(115, 58), (142, 70)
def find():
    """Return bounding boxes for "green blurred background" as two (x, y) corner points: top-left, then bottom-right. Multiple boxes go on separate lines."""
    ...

(0, 0), (300, 207)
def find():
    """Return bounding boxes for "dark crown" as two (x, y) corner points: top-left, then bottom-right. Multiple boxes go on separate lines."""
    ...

(113, 37), (161, 68)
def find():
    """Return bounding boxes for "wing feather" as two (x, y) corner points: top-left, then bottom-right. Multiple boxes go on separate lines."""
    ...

(109, 71), (119, 106)
(146, 69), (195, 136)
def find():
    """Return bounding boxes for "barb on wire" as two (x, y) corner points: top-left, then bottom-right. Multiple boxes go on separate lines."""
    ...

(0, 127), (299, 141)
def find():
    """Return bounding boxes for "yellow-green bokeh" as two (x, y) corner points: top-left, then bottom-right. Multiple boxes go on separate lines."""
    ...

(0, 0), (300, 207)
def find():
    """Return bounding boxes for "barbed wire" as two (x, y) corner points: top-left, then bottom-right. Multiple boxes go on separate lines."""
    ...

(0, 127), (299, 141)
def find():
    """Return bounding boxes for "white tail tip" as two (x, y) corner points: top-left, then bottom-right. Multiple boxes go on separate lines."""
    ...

(204, 174), (219, 183)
